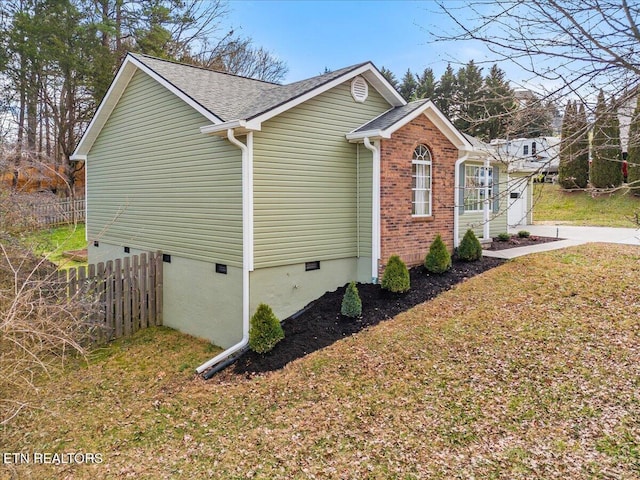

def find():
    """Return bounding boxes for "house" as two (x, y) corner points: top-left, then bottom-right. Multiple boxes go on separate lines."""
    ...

(486, 136), (560, 227)
(71, 53), (507, 370)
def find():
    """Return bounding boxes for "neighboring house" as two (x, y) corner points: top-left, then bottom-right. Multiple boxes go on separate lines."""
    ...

(71, 53), (507, 369)
(488, 136), (560, 227)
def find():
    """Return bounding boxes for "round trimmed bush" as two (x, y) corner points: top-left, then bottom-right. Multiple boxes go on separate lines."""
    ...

(424, 234), (452, 273)
(497, 232), (511, 242)
(517, 230), (530, 238)
(381, 255), (410, 293)
(457, 228), (482, 262)
(341, 281), (362, 318)
(249, 303), (284, 354)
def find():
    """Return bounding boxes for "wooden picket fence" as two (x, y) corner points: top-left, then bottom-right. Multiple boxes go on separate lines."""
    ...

(32, 196), (85, 226)
(58, 251), (163, 343)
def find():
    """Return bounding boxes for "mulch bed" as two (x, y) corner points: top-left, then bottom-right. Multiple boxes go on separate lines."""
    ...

(212, 256), (505, 381)
(486, 234), (562, 251)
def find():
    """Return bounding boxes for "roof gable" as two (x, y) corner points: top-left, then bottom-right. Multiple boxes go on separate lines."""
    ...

(72, 54), (405, 158)
(346, 100), (473, 152)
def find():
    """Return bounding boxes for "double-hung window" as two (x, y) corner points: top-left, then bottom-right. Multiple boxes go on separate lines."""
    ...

(464, 165), (493, 212)
(412, 144), (432, 216)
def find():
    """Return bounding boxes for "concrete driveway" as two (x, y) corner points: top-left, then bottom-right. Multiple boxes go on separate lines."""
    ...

(483, 224), (640, 259)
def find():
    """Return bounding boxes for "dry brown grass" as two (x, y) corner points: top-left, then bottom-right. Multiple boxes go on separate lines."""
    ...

(1, 243), (639, 479)
(0, 235), (91, 427)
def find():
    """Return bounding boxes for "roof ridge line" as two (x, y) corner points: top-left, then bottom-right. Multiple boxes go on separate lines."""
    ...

(129, 52), (283, 86)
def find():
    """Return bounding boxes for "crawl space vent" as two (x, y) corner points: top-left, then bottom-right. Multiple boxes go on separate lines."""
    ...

(351, 76), (368, 103)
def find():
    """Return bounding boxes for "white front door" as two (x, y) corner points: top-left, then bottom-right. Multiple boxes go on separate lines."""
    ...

(507, 177), (529, 227)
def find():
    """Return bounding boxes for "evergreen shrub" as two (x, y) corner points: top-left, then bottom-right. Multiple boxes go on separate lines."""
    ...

(341, 281), (362, 318)
(249, 303), (284, 354)
(424, 234), (452, 273)
(517, 230), (530, 238)
(497, 232), (511, 241)
(457, 228), (482, 262)
(381, 255), (410, 293)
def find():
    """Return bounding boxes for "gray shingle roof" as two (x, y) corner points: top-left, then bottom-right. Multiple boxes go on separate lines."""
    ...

(131, 53), (369, 122)
(353, 99), (430, 132)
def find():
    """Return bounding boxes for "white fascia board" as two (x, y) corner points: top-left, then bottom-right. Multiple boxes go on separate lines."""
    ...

(71, 59), (137, 158)
(360, 68), (406, 106)
(70, 154), (87, 162)
(72, 54), (224, 159)
(248, 63), (405, 126)
(200, 119), (261, 135)
(130, 56), (223, 125)
(346, 129), (390, 142)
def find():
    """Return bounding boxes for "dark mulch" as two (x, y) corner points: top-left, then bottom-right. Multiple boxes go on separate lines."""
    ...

(487, 235), (562, 251)
(212, 256), (505, 381)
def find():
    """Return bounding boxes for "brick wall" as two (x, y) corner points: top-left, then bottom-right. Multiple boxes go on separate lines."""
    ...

(379, 114), (458, 274)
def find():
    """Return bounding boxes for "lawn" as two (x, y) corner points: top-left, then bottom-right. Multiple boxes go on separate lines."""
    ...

(1, 243), (639, 479)
(21, 223), (87, 269)
(533, 183), (640, 227)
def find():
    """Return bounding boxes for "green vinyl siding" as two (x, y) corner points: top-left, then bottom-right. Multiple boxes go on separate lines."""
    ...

(253, 80), (390, 268)
(87, 70), (243, 266)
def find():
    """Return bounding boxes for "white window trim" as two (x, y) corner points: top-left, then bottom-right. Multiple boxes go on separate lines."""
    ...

(464, 165), (493, 213)
(411, 145), (432, 217)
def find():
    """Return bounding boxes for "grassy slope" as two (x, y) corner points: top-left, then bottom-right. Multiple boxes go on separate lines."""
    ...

(533, 184), (640, 227)
(21, 224), (87, 269)
(2, 244), (639, 479)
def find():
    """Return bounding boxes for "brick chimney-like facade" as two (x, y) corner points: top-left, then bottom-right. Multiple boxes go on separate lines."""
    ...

(378, 114), (459, 275)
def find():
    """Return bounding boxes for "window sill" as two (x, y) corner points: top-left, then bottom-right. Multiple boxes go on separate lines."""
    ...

(412, 215), (435, 222)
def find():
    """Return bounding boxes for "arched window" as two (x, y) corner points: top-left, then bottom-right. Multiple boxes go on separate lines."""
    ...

(412, 144), (432, 216)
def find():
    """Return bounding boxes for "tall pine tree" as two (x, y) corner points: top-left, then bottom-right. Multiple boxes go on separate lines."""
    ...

(415, 67), (436, 100)
(480, 64), (516, 141)
(591, 91), (623, 188)
(455, 60), (484, 136)
(559, 100), (577, 188)
(398, 68), (418, 101)
(434, 64), (456, 119)
(379, 66), (398, 90)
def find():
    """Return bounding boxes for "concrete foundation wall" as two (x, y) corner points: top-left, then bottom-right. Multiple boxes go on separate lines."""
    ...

(249, 258), (359, 323)
(88, 243), (242, 348)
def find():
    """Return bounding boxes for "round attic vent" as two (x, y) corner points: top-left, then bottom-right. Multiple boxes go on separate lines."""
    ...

(351, 76), (368, 103)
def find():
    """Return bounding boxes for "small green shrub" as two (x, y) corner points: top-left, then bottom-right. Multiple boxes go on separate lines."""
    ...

(497, 232), (511, 242)
(517, 230), (531, 238)
(424, 234), (452, 273)
(457, 228), (482, 262)
(249, 303), (284, 354)
(341, 281), (362, 318)
(381, 255), (410, 293)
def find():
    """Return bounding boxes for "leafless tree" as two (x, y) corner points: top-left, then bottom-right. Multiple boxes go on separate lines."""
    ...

(433, 1), (640, 104)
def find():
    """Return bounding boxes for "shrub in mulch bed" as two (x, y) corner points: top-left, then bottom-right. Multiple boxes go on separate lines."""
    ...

(216, 256), (504, 380)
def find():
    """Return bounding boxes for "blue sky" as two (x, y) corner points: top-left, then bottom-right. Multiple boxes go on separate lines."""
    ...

(225, 0), (510, 85)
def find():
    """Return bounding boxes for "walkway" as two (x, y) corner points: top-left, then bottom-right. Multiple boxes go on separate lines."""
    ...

(482, 224), (640, 259)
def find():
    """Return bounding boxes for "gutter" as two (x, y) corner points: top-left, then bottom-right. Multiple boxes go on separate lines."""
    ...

(196, 129), (253, 374)
(453, 150), (472, 248)
(363, 137), (381, 282)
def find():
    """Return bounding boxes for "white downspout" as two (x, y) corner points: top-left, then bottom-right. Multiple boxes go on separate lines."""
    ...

(196, 129), (253, 374)
(483, 157), (491, 241)
(363, 137), (380, 283)
(454, 150), (471, 248)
